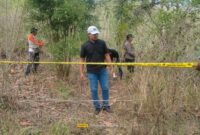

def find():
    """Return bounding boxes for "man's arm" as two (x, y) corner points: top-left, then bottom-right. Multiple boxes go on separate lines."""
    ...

(28, 34), (44, 46)
(105, 53), (112, 63)
(105, 53), (114, 74)
(80, 58), (86, 80)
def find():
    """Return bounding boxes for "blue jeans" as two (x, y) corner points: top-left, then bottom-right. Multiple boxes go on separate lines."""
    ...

(87, 68), (109, 109)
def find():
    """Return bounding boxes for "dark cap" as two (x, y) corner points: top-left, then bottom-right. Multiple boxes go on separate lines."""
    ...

(126, 34), (134, 40)
(30, 27), (38, 33)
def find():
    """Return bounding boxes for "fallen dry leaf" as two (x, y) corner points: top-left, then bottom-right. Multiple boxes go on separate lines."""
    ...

(20, 120), (31, 126)
(102, 121), (114, 127)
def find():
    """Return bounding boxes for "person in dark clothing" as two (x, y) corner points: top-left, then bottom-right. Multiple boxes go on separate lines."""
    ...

(80, 26), (113, 115)
(108, 48), (123, 79)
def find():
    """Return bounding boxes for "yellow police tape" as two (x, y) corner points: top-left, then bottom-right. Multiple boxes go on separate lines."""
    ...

(77, 123), (89, 128)
(0, 61), (197, 68)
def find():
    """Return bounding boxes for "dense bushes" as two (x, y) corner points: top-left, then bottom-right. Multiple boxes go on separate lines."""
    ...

(26, 0), (96, 79)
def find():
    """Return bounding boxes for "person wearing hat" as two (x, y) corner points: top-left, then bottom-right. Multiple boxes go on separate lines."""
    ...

(80, 26), (113, 115)
(25, 27), (44, 76)
(123, 34), (135, 73)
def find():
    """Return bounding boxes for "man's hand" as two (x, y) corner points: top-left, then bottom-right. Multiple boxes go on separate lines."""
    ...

(80, 73), (86, 81)
(105, 53), (113, 76)
(110, 65), (114, 75)
(112, 72), (117, 80)
(38, 41), (44, 46)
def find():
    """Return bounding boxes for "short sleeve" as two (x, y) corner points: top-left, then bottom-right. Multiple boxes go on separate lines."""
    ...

(80, 45), (86, 58)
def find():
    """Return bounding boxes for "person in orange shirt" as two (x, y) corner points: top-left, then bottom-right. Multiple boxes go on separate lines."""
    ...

(25, 27), (44, 76)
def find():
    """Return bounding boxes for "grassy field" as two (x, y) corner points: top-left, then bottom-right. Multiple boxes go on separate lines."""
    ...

(0, 0), (200, 135)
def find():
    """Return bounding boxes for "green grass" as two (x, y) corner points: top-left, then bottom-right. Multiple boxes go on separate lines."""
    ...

(19, 127), (41, 135)
(57, 86), (71, 99)
(49, 121), (69, 135)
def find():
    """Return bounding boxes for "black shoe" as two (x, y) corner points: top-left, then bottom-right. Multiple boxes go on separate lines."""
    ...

(94, 108), (101, 115)
(102, 106), (113, 113)
(32, 69), (37, 74)
(24, 72), (29, 77)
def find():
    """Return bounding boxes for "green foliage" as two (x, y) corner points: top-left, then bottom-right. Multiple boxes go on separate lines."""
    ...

(154, 9), (186, 32)
(114, 0), (145, 46)
(27, 0), (93, 39)
(26, 0), (94, 43)
(0, 113), (21, 135)
(51, 0), (90, 33)
(20, 127), (41, 135)
(192, 0), (200, 5)
(114, 0), (200, 62)
(58, 86), (71, 99)
(49, 36), (79, 61)
(56, 81), (71, 99)
(49, 121), (69, 135)
(5, 0), (26, 9)
(49, 39), (74, 79)
(26, 0), (56, 21)
(82, 0), (96, 8)
(26, 0), (94, 78)
(155, 10), (174, 29)
(48, 34), (85, 79)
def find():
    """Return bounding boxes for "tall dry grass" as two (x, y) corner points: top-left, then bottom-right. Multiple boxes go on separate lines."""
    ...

(116, 9), (200, 134)
(123, 67), (200, 134)
(0, 1), (200, 135)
